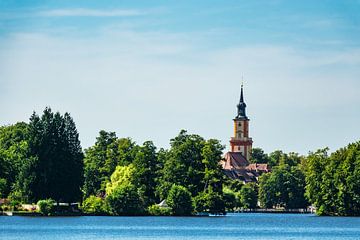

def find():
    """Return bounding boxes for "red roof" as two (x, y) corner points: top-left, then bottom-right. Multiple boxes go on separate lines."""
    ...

(221, 152), (249, 170)
(221, 151), (270, 182)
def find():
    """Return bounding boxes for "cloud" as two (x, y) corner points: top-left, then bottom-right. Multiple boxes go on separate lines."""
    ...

(38, 8), (145, 17)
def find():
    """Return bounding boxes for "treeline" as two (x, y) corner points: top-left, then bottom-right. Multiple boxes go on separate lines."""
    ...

(0, 108), (359, 216)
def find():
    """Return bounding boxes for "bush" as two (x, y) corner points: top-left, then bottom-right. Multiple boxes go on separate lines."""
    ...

(82, 195), (107, 215)
(106, 184), (144, 216)
(147, 204), (171, 216)
(166, 185), (193, 216)
(37, 199), (56, 216)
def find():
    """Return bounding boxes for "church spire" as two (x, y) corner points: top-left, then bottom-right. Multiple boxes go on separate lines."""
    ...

(236, 84), (248, 120)
(240, 83), (244, 103)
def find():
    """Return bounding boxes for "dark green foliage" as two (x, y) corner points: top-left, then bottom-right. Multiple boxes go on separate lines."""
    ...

(23, 108), (83, 203)
(83, 131), (138, 198)
(106, 184), (144, 216)
(133, 141), (159, 206)
(250, 148), (269, 164)
(81, 195), (107, 215)
(239, 183), (258, 209)
(0, 178), (7, 198)
(37, 199), (56, 216)
(166, 185), (193, 216)
(157, 130), (205, 198)
(258, 164), (307, 209)
(305, 142), (360, 216)
(223, 190), (237, 211)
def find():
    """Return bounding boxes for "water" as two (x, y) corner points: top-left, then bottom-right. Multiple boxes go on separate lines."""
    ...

(1, 213), (360, 240)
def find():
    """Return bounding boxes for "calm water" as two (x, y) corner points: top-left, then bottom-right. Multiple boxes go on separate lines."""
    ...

(1, 213), (360, 240)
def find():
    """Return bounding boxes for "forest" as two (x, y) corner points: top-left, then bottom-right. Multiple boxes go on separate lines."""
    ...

(0, 108), (359, 216)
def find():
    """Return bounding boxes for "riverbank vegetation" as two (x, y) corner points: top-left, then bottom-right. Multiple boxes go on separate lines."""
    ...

(1, 107), (359, 216)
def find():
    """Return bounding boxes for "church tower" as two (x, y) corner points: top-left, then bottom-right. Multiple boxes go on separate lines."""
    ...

(229, 84), (253, 160)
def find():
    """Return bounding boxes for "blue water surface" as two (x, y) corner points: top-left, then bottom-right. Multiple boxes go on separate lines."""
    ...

(1, 213), (360, 240)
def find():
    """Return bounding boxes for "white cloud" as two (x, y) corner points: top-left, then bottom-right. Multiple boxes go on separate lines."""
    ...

(38, 8), (145, 17)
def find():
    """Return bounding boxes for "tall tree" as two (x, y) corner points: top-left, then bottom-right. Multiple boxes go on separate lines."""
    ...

(21, 107), (83, 203)
(82, 132), (138, 198)
(133, 141), (159, 206)
(157, 130), (205, 198)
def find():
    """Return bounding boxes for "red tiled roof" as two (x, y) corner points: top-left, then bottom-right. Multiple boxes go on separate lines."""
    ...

(222, 152), (249, 170)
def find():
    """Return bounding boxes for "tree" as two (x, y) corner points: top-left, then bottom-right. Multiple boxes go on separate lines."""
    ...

(132, 141), (159, 206)
(239, 184), (258, 209)
(83, 132), (138, 198)
(258, 164), (307, 209)
(83, 131), (117, 198)
(20, 108), (83, 203)
(106, 184), (144, 216)
(105, 164), (135, 196)
(166, 184), (193, 216)
(157, 130), (205, 198)
(0, 122), (29, 199)
(304, 142), (360, 216)
(250, 148), (269, 164)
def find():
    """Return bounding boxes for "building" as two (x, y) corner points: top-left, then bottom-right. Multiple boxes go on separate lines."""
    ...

(221, 84), (270, 183)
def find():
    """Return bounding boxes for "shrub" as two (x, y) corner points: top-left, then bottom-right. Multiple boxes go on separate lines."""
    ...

(147, 204), (171, 216)
(37, 199), (56, 216)
(106, 184), (144, 216)
(82, 195), (107, 215)
(166, 185), (193, 216)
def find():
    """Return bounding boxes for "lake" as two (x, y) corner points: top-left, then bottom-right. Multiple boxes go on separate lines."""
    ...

(1, 213), (360, 240)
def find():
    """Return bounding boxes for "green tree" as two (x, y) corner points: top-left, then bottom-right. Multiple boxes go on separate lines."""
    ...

(133, 141), (159, 206)
(250, 148), (269, 164)
(105, 164), (135, 196)
(239, 184), (258, 209)
(157, 130), (205, 198)
(258, 164), (307, 209)
(21, 108), (83, 203)
(106, 184), (144, 216)
(83, 132), (138, 198)
(166, 184), (193, 216)
(83, 130), (117, 198)
(305, 143), (360, 216)
(0, 122), (29, 199)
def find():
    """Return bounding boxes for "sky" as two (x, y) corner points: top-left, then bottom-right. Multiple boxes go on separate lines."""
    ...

(0, 0), (359, 155)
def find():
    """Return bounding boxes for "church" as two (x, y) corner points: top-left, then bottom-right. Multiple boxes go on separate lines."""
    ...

(220, 85), (270, 183)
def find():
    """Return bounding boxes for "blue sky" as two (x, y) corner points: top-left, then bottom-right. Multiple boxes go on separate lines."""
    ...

(1, 0), (359, 154)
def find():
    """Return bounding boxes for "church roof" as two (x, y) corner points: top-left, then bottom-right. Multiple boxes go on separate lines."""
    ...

(221, 152), (249, 170)
(221, 152), (271, 183)
(246, 163), (271, 172)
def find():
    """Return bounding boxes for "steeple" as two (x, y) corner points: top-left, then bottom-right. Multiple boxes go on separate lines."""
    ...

(236, 84), (248, 120)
